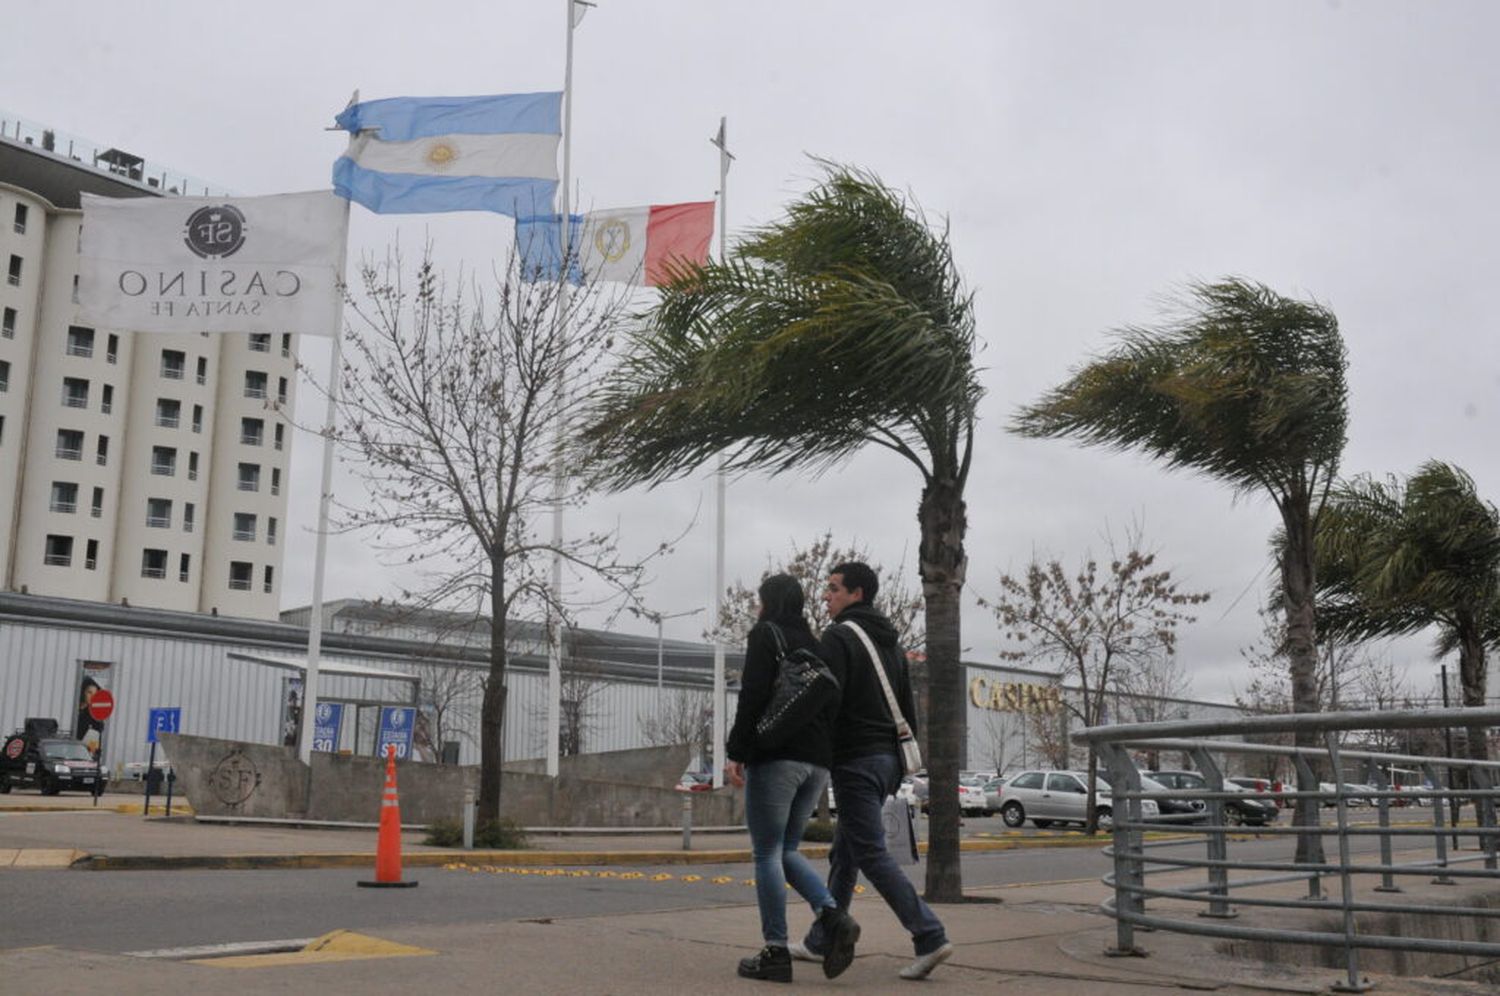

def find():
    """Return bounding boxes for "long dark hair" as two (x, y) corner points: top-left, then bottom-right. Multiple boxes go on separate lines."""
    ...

(758, 573), (812, 637)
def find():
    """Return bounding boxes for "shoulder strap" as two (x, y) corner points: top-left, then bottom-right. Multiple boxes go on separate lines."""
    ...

(841, 621), (910, 729)
(762, 620), (788, 659)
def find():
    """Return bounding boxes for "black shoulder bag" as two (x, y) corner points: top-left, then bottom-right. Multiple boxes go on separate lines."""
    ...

(753, 623), (840, 751)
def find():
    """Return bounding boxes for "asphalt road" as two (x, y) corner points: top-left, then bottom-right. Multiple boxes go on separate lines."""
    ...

(0, 830), (1409, 955)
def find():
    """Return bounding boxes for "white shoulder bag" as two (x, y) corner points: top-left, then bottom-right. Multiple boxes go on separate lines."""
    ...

(841, 621), (923, 776)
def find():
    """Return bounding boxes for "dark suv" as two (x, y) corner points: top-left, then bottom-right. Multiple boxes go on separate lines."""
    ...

(1149, 770), (1278, 827)
(0, 719), (106, 795)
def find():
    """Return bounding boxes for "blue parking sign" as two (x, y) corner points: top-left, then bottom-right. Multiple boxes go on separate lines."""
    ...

(312, 702), (343, 753)
(377, 707), (416, 760)
(147, 708), (181, 744)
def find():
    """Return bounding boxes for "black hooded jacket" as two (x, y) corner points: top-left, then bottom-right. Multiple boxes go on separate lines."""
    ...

(726, 620), (835, 768)
(818, 602), (918, 765)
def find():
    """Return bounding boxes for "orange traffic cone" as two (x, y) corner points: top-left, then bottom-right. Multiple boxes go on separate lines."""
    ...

(358, 744), (418, 889)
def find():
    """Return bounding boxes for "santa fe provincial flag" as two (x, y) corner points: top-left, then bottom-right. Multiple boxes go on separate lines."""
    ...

(77, 191), (348, 335)
(517, 201), (714, 287)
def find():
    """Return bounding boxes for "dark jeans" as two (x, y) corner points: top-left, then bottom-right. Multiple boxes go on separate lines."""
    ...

(804, 751), (948, 956)
(745, 759), (838, 945)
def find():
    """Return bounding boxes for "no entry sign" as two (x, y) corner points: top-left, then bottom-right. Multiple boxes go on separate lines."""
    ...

(87, 689), (115, 723)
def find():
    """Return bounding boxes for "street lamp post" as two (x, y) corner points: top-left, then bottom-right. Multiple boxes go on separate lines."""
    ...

(647, 607), (705, 691)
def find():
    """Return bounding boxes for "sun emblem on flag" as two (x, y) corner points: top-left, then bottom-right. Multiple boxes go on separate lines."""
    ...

(425, 140), (459, 168)
(594, 218), (632, 262)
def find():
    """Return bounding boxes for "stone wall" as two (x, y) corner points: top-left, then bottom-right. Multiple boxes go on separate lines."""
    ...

(505, 743), (693, 790)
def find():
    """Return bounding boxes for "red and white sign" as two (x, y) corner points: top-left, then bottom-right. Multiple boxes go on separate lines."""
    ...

(87, 689), (116, 723)
(4, 738), (22, 759)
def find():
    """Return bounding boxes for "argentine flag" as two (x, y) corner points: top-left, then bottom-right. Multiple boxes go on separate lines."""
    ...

(333, 93), (561, 217)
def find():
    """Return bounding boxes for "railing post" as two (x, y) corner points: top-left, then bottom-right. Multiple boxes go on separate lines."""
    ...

(1099, 742), (1146, 958)
(1324, 734), (1370, 993)
(1191, 747), (1236, 919)
(1366, 761), (1400, 893)
(1424, 762), (1456, 885)
(1292, 753), (1323, 901)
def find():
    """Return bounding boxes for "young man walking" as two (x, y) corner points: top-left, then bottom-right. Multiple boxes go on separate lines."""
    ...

(792, 561), (953, 980)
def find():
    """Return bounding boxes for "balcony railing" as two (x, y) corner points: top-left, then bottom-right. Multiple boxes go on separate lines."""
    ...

(228, 577), (252, 591)
(50, 500), (76, 514)
(141, 565), (167, 579)
(161, 366), (184, 380)
(66, 343), (92, 358)
(145, 515), (170, 528)
(155, 415), (179, 429)
(150, 462), (174, 476)
(43, 553), (71, 566)
(55, 445), (82, 461)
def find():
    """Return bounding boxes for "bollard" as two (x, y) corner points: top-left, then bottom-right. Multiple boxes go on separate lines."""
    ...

(164, 769), (175, 818)
(681, 792), (693, 851)
(462, 787), (475, 850)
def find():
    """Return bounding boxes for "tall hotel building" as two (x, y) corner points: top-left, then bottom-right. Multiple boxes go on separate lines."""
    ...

(0, 118), (294, 620)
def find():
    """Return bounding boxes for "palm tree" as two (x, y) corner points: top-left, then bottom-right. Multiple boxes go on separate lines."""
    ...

(586, 164), (982, 901)
(1315, 461), (1500, 761)
(1012, 278), (1348, 861)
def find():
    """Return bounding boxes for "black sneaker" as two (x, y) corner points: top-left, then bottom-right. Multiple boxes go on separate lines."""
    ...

(737, 944), (792, 983)
(817, 906), (861, 980)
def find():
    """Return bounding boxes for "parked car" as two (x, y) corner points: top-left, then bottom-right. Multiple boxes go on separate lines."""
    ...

(0, 719), (106, 795)
(1229, 775), (1289, 808)
(996, 769), (1159, 831)
(958, 778), (988, 817)
(1147, 770), (1279, 827)
(1125, 772), (1208, 826)
(982, 776), (1007, 814)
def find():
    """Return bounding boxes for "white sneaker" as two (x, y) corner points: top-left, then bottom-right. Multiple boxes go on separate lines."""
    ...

(899, 942), (953, 980)
(787, 941), (821, 963)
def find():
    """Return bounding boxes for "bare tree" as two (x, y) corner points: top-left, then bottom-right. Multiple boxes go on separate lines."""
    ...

(528, 643), (609, 758)
(1115, 655), (1194, 770)
(983, 535), (1209, 834)
(975, 709), (1017, 774)
(325, 250), (656, 823)
(638, 688), (712, 767)
(1027, 699), (1073, 770)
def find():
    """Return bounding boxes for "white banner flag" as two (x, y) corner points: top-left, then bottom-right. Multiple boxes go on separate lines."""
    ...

(78, 191), (347, 335)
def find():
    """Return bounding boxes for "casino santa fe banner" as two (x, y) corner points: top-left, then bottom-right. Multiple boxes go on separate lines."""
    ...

(77, 190), (347, 335)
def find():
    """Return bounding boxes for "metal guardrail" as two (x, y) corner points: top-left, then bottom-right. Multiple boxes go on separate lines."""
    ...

(1072, 707), (1500, 993)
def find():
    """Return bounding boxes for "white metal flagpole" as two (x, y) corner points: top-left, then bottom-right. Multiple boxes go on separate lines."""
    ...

(296, 195), (353, 766)
(709, 117), (732, 788)
(546, 0), (580, 778)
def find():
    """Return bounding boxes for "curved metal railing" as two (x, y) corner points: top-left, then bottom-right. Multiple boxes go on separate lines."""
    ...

(1072, 707), (1500, 992)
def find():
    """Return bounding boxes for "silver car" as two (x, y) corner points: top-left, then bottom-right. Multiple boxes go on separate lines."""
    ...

(996, 769), (1159, 831)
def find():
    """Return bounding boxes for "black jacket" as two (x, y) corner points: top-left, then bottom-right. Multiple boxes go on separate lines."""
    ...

(726, 620), (835, 768)
(819, 603), (918, 765)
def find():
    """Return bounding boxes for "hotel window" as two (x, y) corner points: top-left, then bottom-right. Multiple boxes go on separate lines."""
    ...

(233, 513), (257, 541)
(161, 349), (185, 380)
(195, 356), (207, 385)
(106, 333), (118, 364)
(66, 326), (94, 358)
(2, 307), (15, 338)
(187, 450), (199, 481)
(249, 333), (270, 353)
(150, 445), (176, 476)
(228, 561), (253, 591)
(277, 376), (288, 405)
(0, 359), (8, 391)
(270, 467), (281, 496)
(244, 370), (267, 399)
(12, 203), (27, 235)
(61, 377), (89, 409)
(100, 384), (113, 415)
(55, 429), (83, 461)
(267, 517), (277, 546)
(49, 482), (78, 514)
(241, 417), (264, 446)
(85, 539), (99, 571)
(237, 462), (260, 492)
(281, 333), (292, 357)
(141, 548), (168, 580)
(96, 434), (109, 466)
(146, 498), (172, 528)
(91, 487), (104, 519)
(43, 534), (73, 567)
(191, 403), (203, 433)
(179, 553), (191, 583)
(7, 255), (21, 287)
(183, 502), (195, 533)
(156, 398), (181, 428)
(273, 423), (284, 451)
(263, 565), (275, 594)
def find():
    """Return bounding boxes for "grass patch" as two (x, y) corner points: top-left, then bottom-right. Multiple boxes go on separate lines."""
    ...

(803, 818), (836, 842)
(424, 818), (529, 849)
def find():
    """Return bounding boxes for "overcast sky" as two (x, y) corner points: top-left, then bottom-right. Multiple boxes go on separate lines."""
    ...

(6, 1), (1497, 704)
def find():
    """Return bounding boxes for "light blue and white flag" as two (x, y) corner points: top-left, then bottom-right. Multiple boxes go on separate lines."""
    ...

(333, 93), (562, 217)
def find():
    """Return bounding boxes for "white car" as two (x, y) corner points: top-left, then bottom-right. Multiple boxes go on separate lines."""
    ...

(958, 781), (988, 816)
(996, 769), (1159, 831)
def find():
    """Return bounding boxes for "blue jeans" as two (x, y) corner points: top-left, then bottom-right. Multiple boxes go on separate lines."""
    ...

(805, 752), (948, 956)
(745, 759), (838, 945)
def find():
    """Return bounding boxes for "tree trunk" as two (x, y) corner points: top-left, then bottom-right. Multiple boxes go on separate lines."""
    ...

(1458, 626), (1489, 761)
(478, 578), (509, 823)
(1280, 499), (1324, 865)
(919, 474), (967, 902)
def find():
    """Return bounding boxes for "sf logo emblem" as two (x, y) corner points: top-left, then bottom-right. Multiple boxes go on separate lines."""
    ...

(183, 205), (247, 259)
(594, 218), (632, 263)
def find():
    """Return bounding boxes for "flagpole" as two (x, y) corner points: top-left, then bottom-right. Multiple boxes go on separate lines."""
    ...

(297, 196), (353, 766)
(709, 117), (732, 789)
(546, 0), (579, 778)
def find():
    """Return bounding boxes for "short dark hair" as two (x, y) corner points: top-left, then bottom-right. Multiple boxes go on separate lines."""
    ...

(830, 561), (878, 604)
